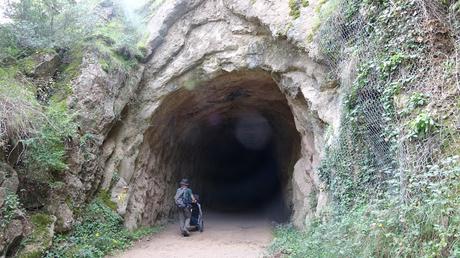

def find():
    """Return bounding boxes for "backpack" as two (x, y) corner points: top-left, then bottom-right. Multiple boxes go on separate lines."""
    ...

(174, 188), (189, 208)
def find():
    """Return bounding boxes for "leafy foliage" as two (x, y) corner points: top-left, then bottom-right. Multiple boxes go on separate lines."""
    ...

(23, 101), (77, 172)
(408, 92), (429, 110)
(272, 157), (460, 257)
(408, 112), (436, 140)
(288, 0), (310, 19)
(274, 0), (460, 257)
(1, 0), (147, 171)
(45, 198), (161, 258)
(0, 191), (23, 228)
(1, 0), (97, 54)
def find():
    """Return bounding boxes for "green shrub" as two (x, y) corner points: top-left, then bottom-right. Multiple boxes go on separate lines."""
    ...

(90, 3), (146, 70)
(289, 0), (302, 19)
(0, 191), (23, 228)
(0, 65), (42, 137)
(45, 198), (161, 258)
(1, 0), (97, 51)
(94, 18), (143, 61)
(22, 101), (77, 172)
(408, 112), (436, 140)
(271, 157), (460, 257)
(408, 92), (429, 110)
(0, 62), (78, 175)
(0, 26), (23, 61)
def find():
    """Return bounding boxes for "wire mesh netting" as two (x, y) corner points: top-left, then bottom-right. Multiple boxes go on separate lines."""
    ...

(314, 0), (460, 209)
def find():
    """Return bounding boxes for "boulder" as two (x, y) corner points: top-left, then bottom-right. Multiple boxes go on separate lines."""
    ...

(0, 163), (28, 257)
(20, 50), (61, 78)
(46, 202), (74, 233)
(0, 219), (27, 258)
(0, 163), (18, 194)
(16, 214), (56, 258)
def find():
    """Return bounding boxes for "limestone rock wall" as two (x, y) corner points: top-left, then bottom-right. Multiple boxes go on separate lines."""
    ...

(0, 163), (29, 257)
(70, 0), (344, 229)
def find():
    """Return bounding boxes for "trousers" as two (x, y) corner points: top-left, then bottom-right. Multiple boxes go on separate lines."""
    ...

(179, 207), (191, 233)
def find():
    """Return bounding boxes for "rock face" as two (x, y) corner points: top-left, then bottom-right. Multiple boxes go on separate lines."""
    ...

(69, 0), (341, 229)
(17, 214), (56, 258)
(46, 200), (74, 233)
(67, 47), (145, 203)
(0, 163), (18, 196)
(21, 50), (61, 78)
(0, 163), (29, 258)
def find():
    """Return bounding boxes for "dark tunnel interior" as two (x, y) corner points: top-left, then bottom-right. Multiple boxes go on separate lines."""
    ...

(193, 113), (289, 220)
(149, 71), (301, 222)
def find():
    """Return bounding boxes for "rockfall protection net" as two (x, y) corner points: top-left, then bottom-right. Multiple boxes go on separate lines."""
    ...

(314, 0), (460, 209)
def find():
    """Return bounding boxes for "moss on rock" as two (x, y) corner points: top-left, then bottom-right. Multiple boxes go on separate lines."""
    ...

(17, 213), (56, 258)
(19, 49), (60, 77)
(98, 189), (117, 211)
(289, 0), (301, 19)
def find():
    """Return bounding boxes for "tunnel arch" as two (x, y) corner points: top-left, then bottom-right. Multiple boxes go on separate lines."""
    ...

(99, 0), (342, 230)
(145, 71), (301, 221)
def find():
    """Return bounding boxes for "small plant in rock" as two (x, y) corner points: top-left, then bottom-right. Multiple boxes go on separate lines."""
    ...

(378, 52), (407, 80)
(289, 0), (302, 19)
(399, 91), (429, 116)
(289, 0), (310, 19)
(0, 191), (23, 228)
(408, 112), (436, 140)
(408, 92), (429, 110)
(14, 217), (54, 257)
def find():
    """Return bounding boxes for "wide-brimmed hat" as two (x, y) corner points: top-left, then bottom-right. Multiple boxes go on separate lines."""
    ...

(180, 178), (190, 186)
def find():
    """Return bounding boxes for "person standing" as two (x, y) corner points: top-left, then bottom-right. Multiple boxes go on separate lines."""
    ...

(174, 178), (196, 236)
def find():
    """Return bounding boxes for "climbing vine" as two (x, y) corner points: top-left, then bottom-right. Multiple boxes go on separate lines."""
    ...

(272, 0), (460, 256)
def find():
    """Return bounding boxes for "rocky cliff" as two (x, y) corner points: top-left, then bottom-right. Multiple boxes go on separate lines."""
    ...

(1, 0), (459, 257)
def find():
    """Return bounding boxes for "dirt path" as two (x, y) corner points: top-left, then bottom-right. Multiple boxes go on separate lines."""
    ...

(112, 213), (274, 258)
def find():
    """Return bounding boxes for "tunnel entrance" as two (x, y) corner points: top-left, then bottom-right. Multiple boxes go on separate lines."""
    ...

(193, 112), (287, 218)
(148, 71), (301, 222)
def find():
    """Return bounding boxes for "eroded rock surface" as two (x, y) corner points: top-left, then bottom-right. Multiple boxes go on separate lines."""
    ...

(0, 1), (352, 256)
(52, 0), (342, 230)
(16, 214), (56, 258)
(0, 163), (28, 258)
(21, 51), (61, 78)
(66, 0), (342, 229)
